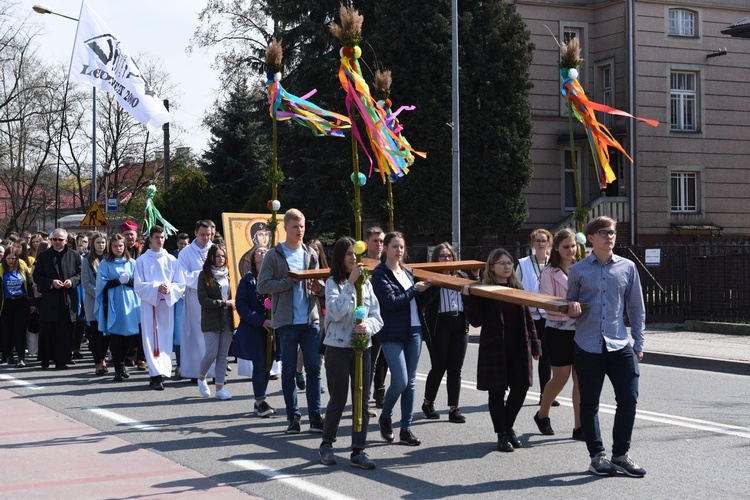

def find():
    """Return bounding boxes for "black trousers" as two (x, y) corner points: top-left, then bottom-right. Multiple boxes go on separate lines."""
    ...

(39, 304), (74, 367)
(487, 355), (529, 433)
(370, 333), (388, 399)
(424, 313), (469, 407)
(110, 334), (138, 373)
(87, 321), (110, 364)
(1, 298), (30, 362)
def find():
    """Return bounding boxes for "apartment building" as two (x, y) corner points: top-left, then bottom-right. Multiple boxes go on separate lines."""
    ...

(512, 0), (750, 244)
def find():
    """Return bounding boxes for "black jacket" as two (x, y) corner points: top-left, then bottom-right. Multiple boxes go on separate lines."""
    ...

(32, 246), (81, 322)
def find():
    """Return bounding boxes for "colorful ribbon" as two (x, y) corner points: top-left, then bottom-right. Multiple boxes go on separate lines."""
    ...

(561, 68), (659, 188)
(266, 72), (351, 137)
(144, 185), (178, 236)
(337, 53), (425, 179)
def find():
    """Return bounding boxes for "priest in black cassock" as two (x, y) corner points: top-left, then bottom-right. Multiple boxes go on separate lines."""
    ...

(33, 228), (81, 369)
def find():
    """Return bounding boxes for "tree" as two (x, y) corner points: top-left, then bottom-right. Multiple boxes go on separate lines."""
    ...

(154, 169), (232, 236)
(199, 77), (269, 212)
(0, 7), (59, 233)
(192, 0), (535, 243)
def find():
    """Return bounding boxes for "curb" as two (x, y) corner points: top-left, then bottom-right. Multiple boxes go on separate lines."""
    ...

(641, 351), (750, 376)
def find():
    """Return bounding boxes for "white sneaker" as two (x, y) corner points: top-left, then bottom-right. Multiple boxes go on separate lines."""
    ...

(197, 378), (211, 398)
(215, 388), (232, 400)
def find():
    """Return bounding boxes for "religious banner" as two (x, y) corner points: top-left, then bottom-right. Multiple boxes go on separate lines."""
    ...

(68, 1), (169, 132)
(221, 212), (286, 324)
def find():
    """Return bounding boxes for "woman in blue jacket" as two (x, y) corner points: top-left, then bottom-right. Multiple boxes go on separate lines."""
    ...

(96, 234), (140, 381)
(233, 246), (275, 416)
(371, 231), (431, 447)
(1, 246), (33, 367)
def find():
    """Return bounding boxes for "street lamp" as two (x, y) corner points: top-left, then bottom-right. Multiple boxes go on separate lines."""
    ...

(33, 5), (99, 222)
(32, 4), (78, 21)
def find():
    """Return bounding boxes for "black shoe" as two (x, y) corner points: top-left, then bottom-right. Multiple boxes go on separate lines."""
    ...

(286, 416), (301, 434)
(506, 428), (522, 449)
(534, 412), (555, 435)
(296, 372), (306, 390)
(72, 351), (83, 360)
(310, 416), (324, 433)
(95, 368), (106, 376)
(55, 364), (69, 370)
(421, 401), (440, 420)
(151, 381), (165, 390)
(121, 367), (130, 379)
(448, 408), (466, 423)
(379, 416), (394, 442)
(124, 359), (135, 367)
(66, 360), (76, 366)
(399, 429), (421, 446)
(496, 432), (514, 453)
(572, 427), (585, 441)
(41, 362), (49, 369)
(113, 372), (124, 381)
(552, 399), (560, 407)
(374, 388), (385, 409)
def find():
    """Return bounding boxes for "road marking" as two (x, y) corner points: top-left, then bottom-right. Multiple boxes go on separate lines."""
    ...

(415, 372), (750, 439)
(0, 374), (43, 390)
(229, 459), (357, 500)
(85, 407), (158, 431)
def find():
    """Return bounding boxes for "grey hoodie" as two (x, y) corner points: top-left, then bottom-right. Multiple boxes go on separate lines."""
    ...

(256, 243), (322, 328)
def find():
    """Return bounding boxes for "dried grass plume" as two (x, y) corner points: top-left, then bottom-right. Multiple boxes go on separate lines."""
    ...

(373, 69), (392, 101)
(266, 38), (283, 73)
(329, 3), (363, 46)
(560, 37), (582, 69)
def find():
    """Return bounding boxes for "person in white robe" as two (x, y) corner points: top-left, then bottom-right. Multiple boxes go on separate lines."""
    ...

(135, 226), (185, 390)
(177, 220), (215, 380)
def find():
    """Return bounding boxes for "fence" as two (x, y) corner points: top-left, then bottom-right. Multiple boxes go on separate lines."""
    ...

(409, 243), (750, 324)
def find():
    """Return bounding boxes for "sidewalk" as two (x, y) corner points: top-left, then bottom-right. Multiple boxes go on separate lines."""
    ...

(469, 324), (750, 376)
(0, 388), (254, 499)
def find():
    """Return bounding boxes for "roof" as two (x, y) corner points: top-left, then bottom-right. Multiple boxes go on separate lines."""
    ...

(721, 15), (750, 38)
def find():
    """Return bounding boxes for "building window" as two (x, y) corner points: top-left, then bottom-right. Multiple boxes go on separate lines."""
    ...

(563, 149), (582, 211)
(596, 63), (614, 128)
(671, 171), (698, 212)
(560, 24), (586, 116)
(668, 9), (696, 37)
(670, 71), (697, 131)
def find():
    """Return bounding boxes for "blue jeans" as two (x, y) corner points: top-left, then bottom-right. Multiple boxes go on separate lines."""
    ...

(278, 324), (322, 421)
(574, 343), (640, 457)
(381, 327), (422, 430)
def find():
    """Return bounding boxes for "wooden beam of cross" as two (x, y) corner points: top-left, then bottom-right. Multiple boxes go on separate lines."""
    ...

(287, 258), (582, 313)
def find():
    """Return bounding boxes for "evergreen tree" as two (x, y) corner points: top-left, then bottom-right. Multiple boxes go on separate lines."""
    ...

(199, 78), (270, 211)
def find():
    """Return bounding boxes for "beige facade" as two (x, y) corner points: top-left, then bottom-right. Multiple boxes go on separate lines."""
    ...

(513, 0), (750, 244)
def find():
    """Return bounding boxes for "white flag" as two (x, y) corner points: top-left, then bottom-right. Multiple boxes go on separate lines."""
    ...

(68, 1), (169, 133)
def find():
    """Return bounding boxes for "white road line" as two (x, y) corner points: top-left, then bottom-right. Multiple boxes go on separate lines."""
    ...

(0, 374), (43, 390)
(229, 459), (357, 500)
(85, 407), (158, 431)
(415, 372), (750, 438)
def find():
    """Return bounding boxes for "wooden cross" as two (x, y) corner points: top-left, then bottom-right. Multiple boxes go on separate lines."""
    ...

(287, 258), (578, 313)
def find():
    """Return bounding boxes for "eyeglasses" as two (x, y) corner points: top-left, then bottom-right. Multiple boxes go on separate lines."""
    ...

(438, 253), (453, 260)
(493, 261), (513, 267)
(596, 230), (617, 238)
(51, 238), (65, 242)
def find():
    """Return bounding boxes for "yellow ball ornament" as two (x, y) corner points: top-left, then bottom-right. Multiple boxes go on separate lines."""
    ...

(353, 240), (367, 255)
(353, 46), (362, 59)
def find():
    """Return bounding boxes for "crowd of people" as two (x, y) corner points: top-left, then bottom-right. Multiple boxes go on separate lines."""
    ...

(0, 213), (646, 477)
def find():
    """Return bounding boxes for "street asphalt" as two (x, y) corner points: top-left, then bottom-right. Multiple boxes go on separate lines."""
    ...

(1, 323), (747, 498)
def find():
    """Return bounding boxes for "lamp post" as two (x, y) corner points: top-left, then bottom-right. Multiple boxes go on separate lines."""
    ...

(33, 5), (98, 215)
(102, 163), (111, 212)
(451, 0), (461, 256)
